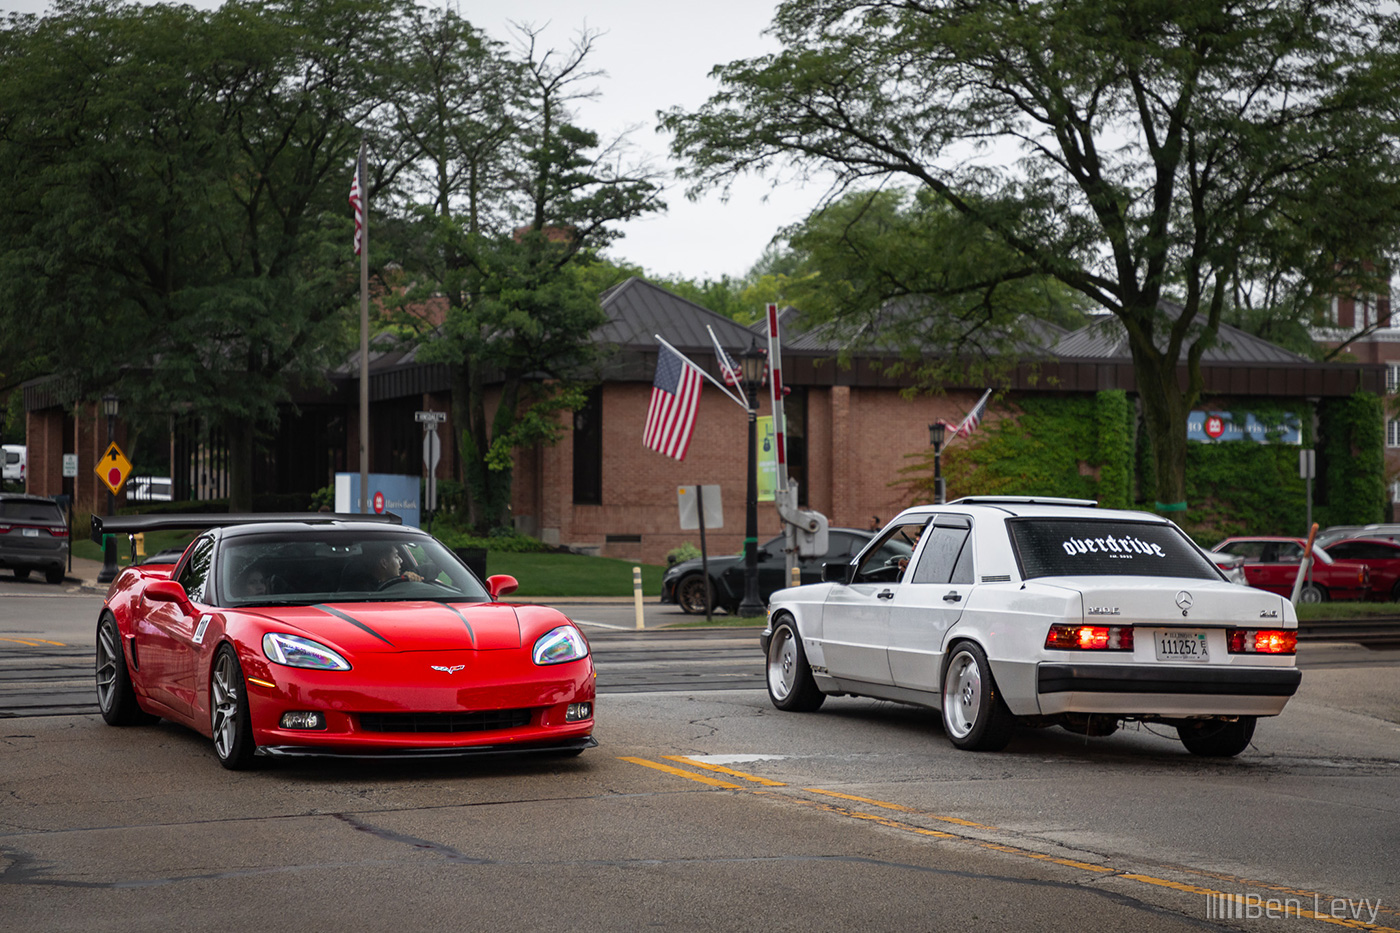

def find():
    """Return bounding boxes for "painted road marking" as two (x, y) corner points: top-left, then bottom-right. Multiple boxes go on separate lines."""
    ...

(662, 755), (787, 786)
(616, 756), (741, 789)
(0, 636), (67, 647)
(618, 756), (1400, 932)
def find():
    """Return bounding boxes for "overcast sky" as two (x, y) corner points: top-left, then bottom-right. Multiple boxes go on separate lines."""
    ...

(2, 0), (826, 283)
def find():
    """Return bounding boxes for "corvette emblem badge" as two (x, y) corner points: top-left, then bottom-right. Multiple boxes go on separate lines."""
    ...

(431, 664), (466, 674)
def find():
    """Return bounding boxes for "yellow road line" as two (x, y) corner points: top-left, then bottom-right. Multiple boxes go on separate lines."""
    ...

(0, 636), (41, 646)
(617, 756), (741, 789)
(663, 756), (787, 786)
(618, 757), (1398, 931)
(805, 788), (994, 828)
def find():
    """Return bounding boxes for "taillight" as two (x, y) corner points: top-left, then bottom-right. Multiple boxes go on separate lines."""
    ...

(0, 524), (10, 533)
(1227, 629), (1296, 655)
(1046, 624), (1134, 651)
(49, 527), (68, 538)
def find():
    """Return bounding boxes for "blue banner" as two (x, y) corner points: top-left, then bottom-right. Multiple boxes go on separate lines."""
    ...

(1186, 411), (1301, 445)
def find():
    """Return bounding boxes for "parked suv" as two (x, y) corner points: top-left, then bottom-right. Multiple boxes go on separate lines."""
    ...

(0, 494), (68, 583)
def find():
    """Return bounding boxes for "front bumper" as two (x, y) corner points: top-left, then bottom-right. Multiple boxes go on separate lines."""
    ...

(257, 735), (598, 759)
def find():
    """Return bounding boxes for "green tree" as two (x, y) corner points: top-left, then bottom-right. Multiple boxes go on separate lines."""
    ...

(389, 25), (663, 532)
(0, 0), (402, 509)
(663, 0), (1400, 509)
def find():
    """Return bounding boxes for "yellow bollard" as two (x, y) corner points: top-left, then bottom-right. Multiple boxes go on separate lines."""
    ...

(633, 566), (645, 630)
(791, 565), (800, 588)
(134, 533), (146, 559)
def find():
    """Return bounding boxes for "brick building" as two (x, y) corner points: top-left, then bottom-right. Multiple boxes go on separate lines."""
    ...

(20, 277), (1387, 563)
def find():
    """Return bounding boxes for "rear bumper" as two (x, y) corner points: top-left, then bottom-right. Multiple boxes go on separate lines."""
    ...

(1036, 662), (1301, 717)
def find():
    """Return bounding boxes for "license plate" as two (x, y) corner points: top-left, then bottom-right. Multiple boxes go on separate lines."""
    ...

(21, 528), (38, 537)
(1155, 629), (1209, 662)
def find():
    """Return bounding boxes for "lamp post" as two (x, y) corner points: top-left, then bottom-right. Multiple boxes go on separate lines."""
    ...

(737, 339), (767, 618)
(928, 421), (946, 504)
(97, 394), (120, 584)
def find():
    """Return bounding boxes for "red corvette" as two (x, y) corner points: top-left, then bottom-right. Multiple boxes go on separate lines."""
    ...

(92, 513), (596, 769)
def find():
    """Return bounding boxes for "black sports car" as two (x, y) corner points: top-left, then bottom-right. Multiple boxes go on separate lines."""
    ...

(659, 528), (880, 614)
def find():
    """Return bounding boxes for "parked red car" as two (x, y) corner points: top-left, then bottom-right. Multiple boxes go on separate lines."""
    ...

(1210, 536), (1370, 603)
(1316, 538), (1400, 601)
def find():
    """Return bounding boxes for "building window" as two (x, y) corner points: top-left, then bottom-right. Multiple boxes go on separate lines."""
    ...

(572, 387), (602, 505)
(1388, 364), (1400, 394)
(1388, 418), (1400, 449)
(784, 388), (809, 508)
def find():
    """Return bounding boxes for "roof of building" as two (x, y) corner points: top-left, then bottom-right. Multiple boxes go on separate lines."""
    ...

(1052, 302), (1314, 365)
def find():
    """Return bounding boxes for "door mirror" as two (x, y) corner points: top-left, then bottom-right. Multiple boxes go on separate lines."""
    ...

(145, 579), (193, 613)
(822, 561), (853, 585)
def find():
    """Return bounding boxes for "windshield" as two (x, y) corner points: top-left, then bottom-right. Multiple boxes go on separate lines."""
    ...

(1009, 518), (1221, 581)
(218, 531), (491, 607)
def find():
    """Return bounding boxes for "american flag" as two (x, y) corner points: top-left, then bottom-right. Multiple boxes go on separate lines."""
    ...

(950, 389), (992, 438)
(349, 161), (364, 256)
(644, 344), (704, 460)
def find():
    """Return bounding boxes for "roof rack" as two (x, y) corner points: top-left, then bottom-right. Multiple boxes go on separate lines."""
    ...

(946, 496), (1099, 508)
(90, 511), (402, 544)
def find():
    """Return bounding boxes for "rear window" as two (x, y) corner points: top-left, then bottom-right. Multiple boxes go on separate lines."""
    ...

(1009, 518), (1220, 580)
(0, 500), (63, 523)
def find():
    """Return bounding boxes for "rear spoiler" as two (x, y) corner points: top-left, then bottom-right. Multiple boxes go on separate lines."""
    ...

(91, 511), (402, 544)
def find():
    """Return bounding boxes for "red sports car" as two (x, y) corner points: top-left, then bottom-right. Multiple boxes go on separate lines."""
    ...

(1210, 536), (1370, 603)
(92, 513), (596, 769)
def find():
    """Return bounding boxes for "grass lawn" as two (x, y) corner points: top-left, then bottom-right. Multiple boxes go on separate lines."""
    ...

(484, 551), (666, 597)
(668, 614), (768, 628)
(1295, 600), (1400, 620)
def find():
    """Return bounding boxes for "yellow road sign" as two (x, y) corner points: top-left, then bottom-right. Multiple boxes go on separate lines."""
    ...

(94, 442), (133, 496)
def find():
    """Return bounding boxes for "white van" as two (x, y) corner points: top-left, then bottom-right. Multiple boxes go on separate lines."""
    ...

(1, 445), (25, 487)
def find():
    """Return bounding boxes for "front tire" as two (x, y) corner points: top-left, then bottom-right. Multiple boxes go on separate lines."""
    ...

(766, 617), (825, 712)
(941, 642), (1016, 751)
(675, 573), (714, 615)
(95, 615), (157, 726)
(211, 644), (257, 770)
(1177, 717), (1256, 757)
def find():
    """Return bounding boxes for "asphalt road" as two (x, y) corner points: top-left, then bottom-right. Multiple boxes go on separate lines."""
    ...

(2, 588), (1398, 932)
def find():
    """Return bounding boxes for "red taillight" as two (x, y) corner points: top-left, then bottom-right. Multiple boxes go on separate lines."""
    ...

(1046, 624), (1134, 651)
(0, 524), (10, 533)
(1227, 629), (1296, 655)
(49, 527), (68, 538)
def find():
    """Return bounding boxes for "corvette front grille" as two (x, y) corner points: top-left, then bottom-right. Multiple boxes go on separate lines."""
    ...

(357, 709), (534, 733)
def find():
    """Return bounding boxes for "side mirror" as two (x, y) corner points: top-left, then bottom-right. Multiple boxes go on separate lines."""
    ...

(145, 579), (193, 612)
(821, 562), (853, 585)
(486, 574), (519, 600)
(755, 548), (770, 561)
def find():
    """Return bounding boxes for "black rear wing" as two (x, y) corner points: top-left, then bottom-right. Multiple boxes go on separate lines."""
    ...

(91, 511), (402, 544)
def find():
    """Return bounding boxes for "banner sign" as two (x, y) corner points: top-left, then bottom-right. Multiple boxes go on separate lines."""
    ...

(757, 416), (778, 502)
(334, 473), (421, 528)
(1186, 411), (1301, 445)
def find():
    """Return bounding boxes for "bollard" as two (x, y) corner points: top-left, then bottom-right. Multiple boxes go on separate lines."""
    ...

(633, 566), (645, 630)
(791, 565), (800, 588)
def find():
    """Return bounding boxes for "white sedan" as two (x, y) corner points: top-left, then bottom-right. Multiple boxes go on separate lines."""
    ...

(760, 497), (1301, 756)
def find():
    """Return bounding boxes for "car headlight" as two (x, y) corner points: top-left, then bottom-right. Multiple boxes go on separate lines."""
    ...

(533, 625), (589, 665)
(262, 633), (352, 671)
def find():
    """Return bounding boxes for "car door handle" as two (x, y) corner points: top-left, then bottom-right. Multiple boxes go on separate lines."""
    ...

(943, 591), (962, 603)
(877, 589), (895, 600)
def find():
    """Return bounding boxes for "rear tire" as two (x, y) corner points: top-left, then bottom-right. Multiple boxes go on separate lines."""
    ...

(14, 568), (30, 581)
(1177, 717), (1256, 757)
(1298, 583), (1326, 603)
(765, 617), (825, 712)
(95, 615), (157, 726)
(45, 567), (64, 585)
(941, 642), (1016, 751)
(675, 573), (714, 615)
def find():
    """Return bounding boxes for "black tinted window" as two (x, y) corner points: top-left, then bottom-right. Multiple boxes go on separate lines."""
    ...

(1010, 519), (1219, 580)
(0, 500), (62, 523)
(178, 537), (215, 603)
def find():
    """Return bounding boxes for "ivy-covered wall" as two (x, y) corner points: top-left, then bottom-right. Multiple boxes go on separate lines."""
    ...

(911, 391), (1387, 546)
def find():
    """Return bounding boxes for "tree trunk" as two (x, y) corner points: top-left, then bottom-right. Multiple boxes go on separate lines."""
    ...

(227, 416), (255, 513)
(1131, 349), (1192, 510)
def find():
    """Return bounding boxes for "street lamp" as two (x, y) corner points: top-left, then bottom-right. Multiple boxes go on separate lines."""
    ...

(928, 421), (946, 504)
(97, 394), (120, 584)
(737, 339), (767, 618)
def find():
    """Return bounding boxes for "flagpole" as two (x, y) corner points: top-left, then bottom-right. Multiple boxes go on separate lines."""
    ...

(358, 137), (369, 514)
